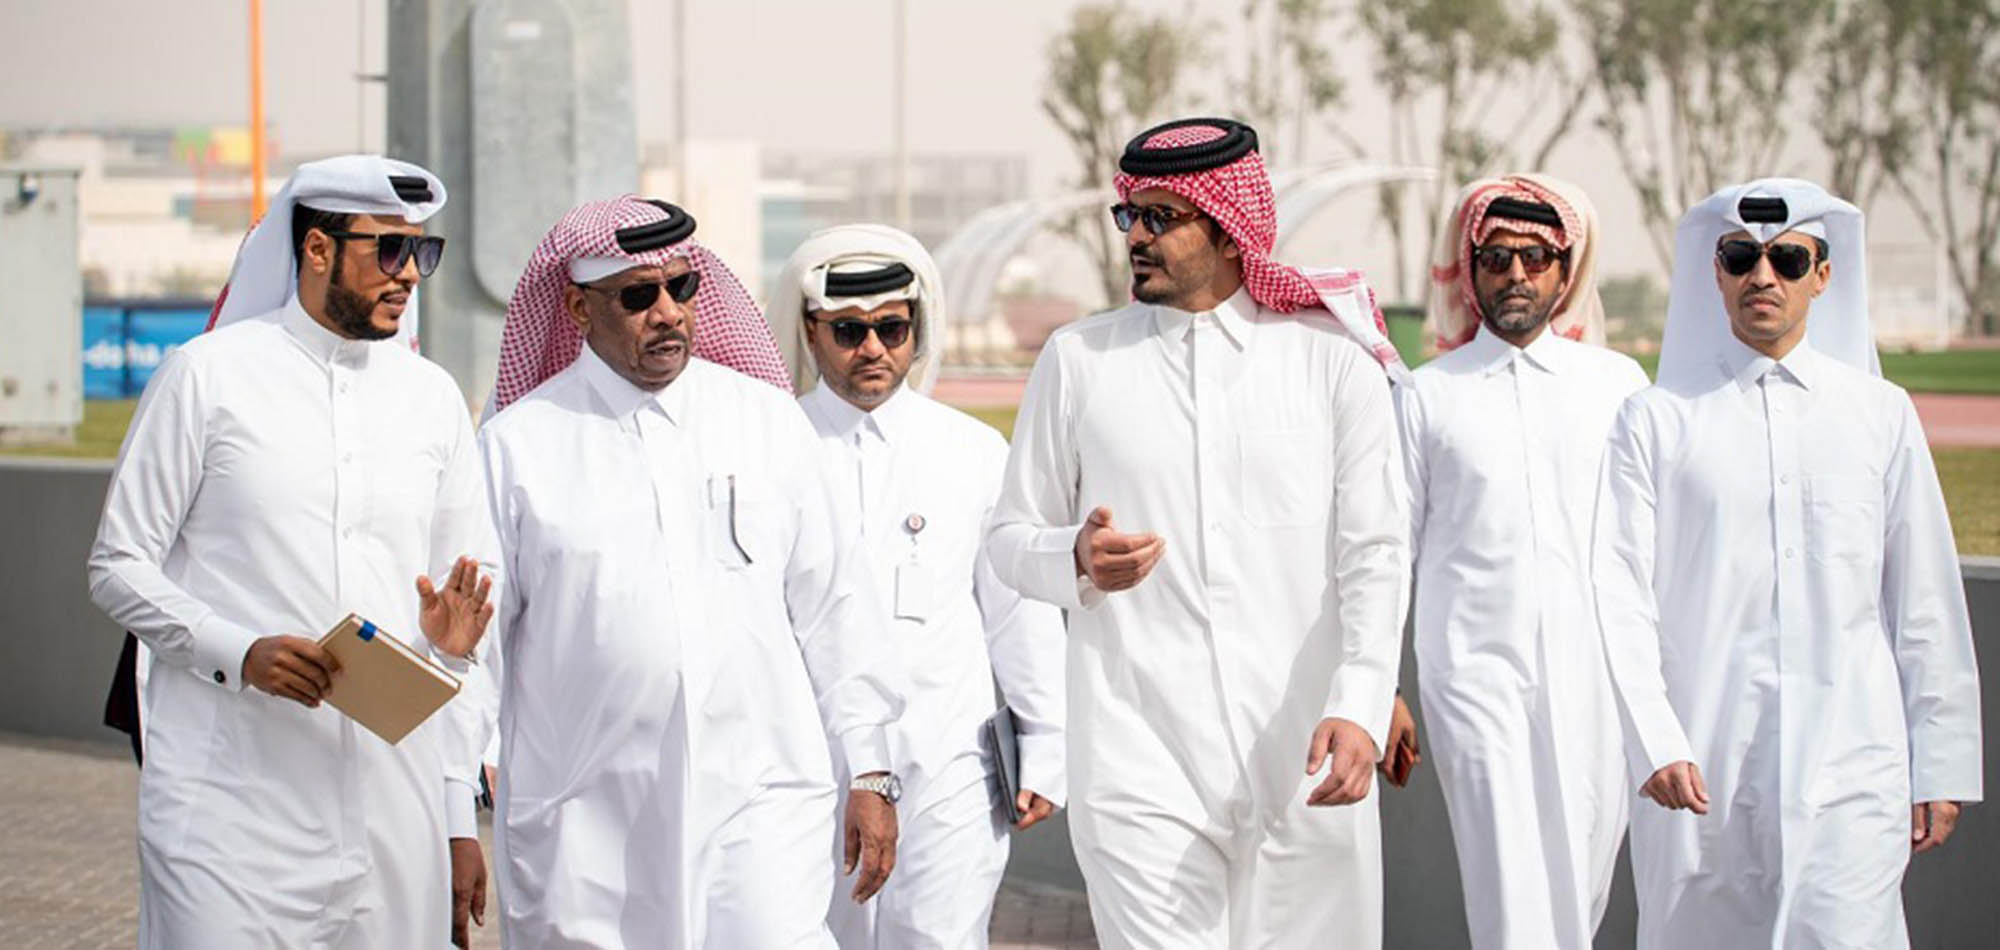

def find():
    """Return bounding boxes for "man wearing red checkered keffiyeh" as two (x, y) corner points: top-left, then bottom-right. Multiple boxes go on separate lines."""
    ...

(985, 117), (1410, 947)
(477, 197), (911, 947)
(489, 196), (789, 413)
(1396, 172), (1646, 949)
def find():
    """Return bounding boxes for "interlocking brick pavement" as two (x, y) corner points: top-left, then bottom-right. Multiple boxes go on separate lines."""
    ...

(0, 734), (1095, 949)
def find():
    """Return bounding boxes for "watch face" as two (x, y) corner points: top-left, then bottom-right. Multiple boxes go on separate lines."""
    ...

(886, 775), (903, 802)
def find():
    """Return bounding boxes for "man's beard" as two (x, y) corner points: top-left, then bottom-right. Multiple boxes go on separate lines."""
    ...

(1479, 284), (1556, 336)
(325, 258), (397, 341)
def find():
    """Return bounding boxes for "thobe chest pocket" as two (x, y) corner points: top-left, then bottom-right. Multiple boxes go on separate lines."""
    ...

(1805, 474), (1883, 564)
(708, 472), (780, 569)
(1238, 427), (1332, 526)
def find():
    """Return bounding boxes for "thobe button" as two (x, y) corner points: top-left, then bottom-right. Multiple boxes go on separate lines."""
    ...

(1785, 547), (1796, 559)
(341, 527), (353, 538)
(213, 670), (225, 684)
(1780, 474), (1791, 485)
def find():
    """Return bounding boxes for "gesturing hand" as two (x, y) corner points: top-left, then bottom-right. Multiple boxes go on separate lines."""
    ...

(418, 556), (495, 658)
(243, 635), (342, 707)
(1305, 717), (1379, 806)
(844, 776), (900, 903)
(1642, 761), (1710, 814)
(1073, 506), (1165, 592)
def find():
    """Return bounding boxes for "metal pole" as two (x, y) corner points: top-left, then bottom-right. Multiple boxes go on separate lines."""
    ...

(675, 0), (688, 198)
(893, 0), (910, 230)
(249, 0), (268, 220)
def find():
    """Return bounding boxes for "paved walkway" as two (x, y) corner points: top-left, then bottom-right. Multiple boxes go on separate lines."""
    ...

(937, 375), (2000, 448)
(0, 735), (1096, 949)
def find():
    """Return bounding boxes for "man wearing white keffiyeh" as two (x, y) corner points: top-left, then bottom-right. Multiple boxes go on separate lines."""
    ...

(1594, 178), (1981, 949)
(767, 225), (1067, 949)
(478, 197), (910, 948)
(87, 154), (500, 949)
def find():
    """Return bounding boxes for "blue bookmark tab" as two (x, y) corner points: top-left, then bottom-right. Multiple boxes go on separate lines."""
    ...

(358, 620), (378, 642)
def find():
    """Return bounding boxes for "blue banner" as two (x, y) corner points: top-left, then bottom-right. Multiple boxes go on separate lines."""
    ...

(81, 304), (209, 399)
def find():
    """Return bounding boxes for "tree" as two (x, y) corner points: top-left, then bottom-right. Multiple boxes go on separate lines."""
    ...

(1042, 3), (1203, 307)
(1231, 0), (1350, 166)
(1356, 0), (1577, 299)
(1872, 0), (2000, 335)
(1573, 0), (1823, 270)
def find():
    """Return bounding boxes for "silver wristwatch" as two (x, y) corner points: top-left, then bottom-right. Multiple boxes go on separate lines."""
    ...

(851, 773), (902, 804)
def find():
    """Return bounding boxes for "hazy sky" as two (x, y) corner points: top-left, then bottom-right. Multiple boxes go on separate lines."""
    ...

(0, 0), (1904, 288)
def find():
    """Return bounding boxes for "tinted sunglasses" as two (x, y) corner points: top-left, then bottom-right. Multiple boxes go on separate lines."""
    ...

(810, 315), (914, 349)
(320, 230), (446, 278)
(1716, 240), (1817, 281)
(1109, 202), (1204, 237)
(578, 271), (703, 312)
(1473, 244), (1565, 276)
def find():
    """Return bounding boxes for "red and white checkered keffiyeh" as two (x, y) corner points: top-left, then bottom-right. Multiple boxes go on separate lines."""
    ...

(1113, 122), (1405, 377)
(1423, 174), (1605, 354)
(490, 196), (790, 412)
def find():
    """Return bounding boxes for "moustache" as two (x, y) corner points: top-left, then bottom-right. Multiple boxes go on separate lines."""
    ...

(1740, 291), (1784, 309)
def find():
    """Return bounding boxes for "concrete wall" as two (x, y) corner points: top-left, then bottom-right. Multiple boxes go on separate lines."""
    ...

(4, 458), (1994, 947)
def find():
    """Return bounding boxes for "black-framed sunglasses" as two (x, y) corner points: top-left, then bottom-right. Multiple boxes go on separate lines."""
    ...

(577, 271), (703, 312)
(1109, 202), (1204, 237)
(1716, 239), (1818, 281)
(1472, 244), (1566, 276)
(319, 230), (446, 278)
(808, 314), (914, 349)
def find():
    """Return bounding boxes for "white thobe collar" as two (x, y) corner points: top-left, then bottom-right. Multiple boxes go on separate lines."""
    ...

(802, 380), (913, 447)
(575, 344), (692, 427)
(1152, 283), (1255, 350)
(279, 296), (372, 367)
(1718, 332), (1820, 392)
(1462, 321), (1569, 377)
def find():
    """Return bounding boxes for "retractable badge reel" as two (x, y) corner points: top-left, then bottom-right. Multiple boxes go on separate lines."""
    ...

(894, 513), (928, 621)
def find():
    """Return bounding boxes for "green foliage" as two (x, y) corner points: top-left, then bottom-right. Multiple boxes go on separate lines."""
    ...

(1041, 3), (1204, 307)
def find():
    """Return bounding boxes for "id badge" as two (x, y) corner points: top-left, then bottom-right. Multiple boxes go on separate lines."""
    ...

(893, 561), (928, 622)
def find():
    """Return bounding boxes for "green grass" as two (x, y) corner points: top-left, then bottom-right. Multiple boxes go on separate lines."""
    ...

(0, 399), (135, 460)
(1937, 448), (2000, 556)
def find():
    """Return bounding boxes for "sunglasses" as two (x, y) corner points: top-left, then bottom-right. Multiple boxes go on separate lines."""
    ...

(320, 230), (446, 278)
(1110, 203), (1204, 237)
(1473, 244), (1565, 276)
(1716, 240), (1818, 281)
(810, 315), (914, 349)
(578, 271), (703, 312)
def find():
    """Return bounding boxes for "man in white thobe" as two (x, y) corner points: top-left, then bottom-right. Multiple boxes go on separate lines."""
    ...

(86, 155), (498, 949)
(986, 118), (1410, 949)
(1398, 174), (1646, 948)
(1595, 178), (1982, 949)
(766, 224), (1068, 949)
(479, 196), (907, 949)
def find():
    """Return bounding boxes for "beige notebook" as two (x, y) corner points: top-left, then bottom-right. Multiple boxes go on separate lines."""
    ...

(317, 613), (462, 746)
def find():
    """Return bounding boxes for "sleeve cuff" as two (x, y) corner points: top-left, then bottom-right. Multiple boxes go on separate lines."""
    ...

(1626, 706), (1696, 792)
(1325, 668), (1395, 757)
(445, 781), (480, 839)
(189, 613), (262, 693)
(1015, 730), (1068, 808)
(1019, 523), (1092, 610)
(839, 726), (894, 781)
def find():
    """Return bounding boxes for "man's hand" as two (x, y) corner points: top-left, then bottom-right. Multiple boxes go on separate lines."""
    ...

(1013, 790), (1057, 832)
(843, 774), (899, 903)
(1377, 693), (1422, 788)
(1912, 801), (1961, 854)
(418, 556), (495, 658)
(242, 636), (341, 707)
(449, 837), (486, 948)
(1641, 761), (1710, 814)
(1073, 506), (1164, 592)
(1305, 717), (1379, 806)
